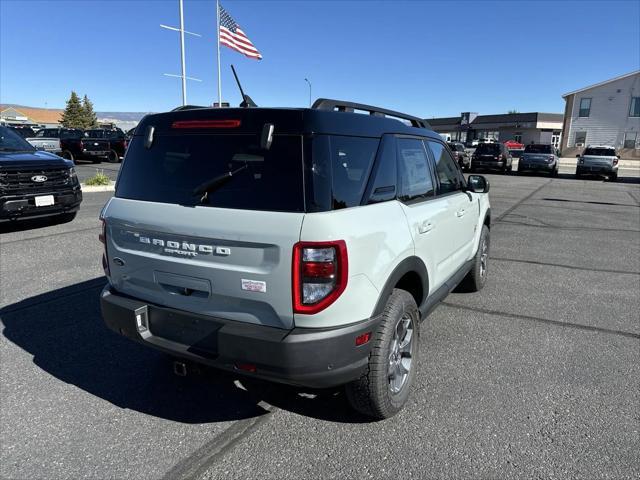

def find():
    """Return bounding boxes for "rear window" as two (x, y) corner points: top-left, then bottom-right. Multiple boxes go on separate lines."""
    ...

(116, 134), (305, 212)
(584, 147), (616, 156)
(475, 143), (500, 154)
(447, 143), (464, 152)
(524, 144), (552, 154)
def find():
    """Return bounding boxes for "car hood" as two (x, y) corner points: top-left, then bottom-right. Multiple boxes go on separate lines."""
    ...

(0, 150), (72, 169)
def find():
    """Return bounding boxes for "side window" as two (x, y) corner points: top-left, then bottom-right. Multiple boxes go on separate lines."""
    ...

(36, 130), (44, 137)
(365, 135), (397, 204)
(426, 140), (463, 195)
(328, 136), (378, 210)
(397, 138), (434, 201)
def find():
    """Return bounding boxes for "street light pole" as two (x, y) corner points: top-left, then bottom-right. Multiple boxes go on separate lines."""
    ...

(304, 78), (311, 107)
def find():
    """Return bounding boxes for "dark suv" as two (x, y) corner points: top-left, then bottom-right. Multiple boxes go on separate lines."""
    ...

(471, 142), (513, 173)
(34, 128), (110, 163)
(447, 142), (471, 171)
(84, 128), (128, 162)
(0, 126), (82, 223)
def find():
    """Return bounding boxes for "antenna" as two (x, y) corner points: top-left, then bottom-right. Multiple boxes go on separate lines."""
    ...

(230, 65), (257, 108)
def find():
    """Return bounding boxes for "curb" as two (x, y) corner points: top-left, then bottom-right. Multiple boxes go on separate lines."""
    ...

(81, 184), (115, 193)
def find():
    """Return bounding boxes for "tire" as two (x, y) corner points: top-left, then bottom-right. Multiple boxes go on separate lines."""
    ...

(551, 168), (558, 177)
(107, 150), (119, 163)
(457, 225), (490, 292)
(345, 289), (420, 420)
(61, 150), (74, 161)
(609, 172), (618, 182)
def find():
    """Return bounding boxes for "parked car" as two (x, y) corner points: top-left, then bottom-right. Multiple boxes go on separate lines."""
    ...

(0, 126), (82, 223)
(518, 143), (559, 176)
(576, 145), (619, 181)
(471, 138), (495, 147)
(84, 128), (128, 162)
(33, 128), (110, 163)
(471, 142), (513, 173)
(447, 141), (471, 171)
(8, 126), (36, 139)
(99, 99), (492, 419)
(23, 128), (62, 155)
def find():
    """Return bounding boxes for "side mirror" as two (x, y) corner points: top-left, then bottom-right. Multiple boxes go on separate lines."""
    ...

(617, 155), (621, 159)
(575, 154), (581, 157)
(467, 175), (490, 193)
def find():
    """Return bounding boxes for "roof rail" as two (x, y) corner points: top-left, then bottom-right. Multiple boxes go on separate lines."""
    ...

(171, 105), (208, 112)
(312, 98), (430, 129)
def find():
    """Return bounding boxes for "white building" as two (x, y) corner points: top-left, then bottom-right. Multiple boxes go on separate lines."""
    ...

(560, 71), (640, 159)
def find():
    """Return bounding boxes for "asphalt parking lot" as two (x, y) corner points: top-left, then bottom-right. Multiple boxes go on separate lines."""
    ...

(1, 168), (639, 479)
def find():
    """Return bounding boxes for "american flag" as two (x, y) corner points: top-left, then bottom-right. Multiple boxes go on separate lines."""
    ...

(219, 4), (262, 60)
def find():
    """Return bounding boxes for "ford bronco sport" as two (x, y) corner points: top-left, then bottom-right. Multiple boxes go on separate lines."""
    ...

(99, 99), (491, 419)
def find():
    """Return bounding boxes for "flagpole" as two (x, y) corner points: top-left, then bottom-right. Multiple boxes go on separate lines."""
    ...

(216, 0), (222, 106)
(179, 0), (187, 105)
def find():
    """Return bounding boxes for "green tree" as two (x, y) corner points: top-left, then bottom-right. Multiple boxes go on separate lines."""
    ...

(82, 94), (98, 128)
(60, 91), (85, 128)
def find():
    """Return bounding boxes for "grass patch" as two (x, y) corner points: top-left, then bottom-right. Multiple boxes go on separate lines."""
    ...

(85, 170), (112, 186)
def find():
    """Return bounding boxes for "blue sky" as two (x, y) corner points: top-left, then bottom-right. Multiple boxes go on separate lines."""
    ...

(1, 0), (639, 117)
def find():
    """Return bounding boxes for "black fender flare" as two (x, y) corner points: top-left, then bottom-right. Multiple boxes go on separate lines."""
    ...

(371, 256), (430, 317)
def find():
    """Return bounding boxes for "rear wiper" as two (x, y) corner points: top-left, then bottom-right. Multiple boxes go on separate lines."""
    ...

(192, 164), (247, 203)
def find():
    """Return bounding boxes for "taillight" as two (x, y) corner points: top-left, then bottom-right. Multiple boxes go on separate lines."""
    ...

(292, 240), (348, 314)
(613, 158), (619, 166)
(99, 218), (110, 276)
(548, 155), (555, 162)
(79, 140), (84, 151)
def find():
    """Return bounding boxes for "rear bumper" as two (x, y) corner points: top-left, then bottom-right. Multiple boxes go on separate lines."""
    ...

(100, 286), (379, 389)
(0, 188), (82, 221)
(577, 164), (617, 174)
(519, 161), (555, 172)
(473, 160), (504, 169)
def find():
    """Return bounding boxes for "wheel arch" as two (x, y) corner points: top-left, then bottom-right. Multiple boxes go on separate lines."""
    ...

(371, 256), (430, 318)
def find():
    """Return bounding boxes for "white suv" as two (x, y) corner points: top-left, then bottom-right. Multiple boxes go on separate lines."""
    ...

(99, 99), (492, 419)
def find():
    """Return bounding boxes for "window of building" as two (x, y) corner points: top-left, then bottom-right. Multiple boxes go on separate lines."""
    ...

(630, 97), (640, 117)
(574, 131), (587, 146)
(514, 133), (522, 143)
(578, 98), (591, 117)
(624, 132), (637, 149)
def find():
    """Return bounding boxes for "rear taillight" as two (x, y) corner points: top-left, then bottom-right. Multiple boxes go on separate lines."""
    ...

(613, 158), (619, 166)
(79, 140), (84, 151)
(292, 240), (348, 314)
(99, 218), (110, 276)
(548, 155), (555, 162)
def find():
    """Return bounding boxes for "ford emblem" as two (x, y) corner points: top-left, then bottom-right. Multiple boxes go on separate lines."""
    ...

(31, 175), (47, 182)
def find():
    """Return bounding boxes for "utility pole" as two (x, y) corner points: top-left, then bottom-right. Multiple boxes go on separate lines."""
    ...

(161, 0), (202, 106)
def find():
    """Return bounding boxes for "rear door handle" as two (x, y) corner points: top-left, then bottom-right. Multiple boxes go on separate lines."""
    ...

(418, 221), (434, 234)
(456, 209), (466, 217)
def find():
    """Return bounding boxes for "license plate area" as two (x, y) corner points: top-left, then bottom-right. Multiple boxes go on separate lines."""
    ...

(149, 307), (221, 357)
(35, 195), (55, 207)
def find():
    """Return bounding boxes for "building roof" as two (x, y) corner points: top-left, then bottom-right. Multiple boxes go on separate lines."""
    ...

(561, 70), (640, 98)
(0, 105), (63, 124)
(426, 112), (563, 128)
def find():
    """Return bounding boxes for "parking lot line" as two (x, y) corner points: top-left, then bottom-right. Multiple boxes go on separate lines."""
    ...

(490, 256), (640, 276)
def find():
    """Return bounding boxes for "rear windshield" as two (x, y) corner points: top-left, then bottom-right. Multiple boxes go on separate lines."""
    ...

(475, 143), (500, 154)
(584, 147), (616, 156)
(116, 134), (305, 212)
(448, 143), (464, 152)
(524, 144), (552, 153)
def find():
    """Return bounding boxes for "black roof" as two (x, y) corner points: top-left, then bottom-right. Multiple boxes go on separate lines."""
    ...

(426, 112), (563, 127)
(136, 105), (439, 139)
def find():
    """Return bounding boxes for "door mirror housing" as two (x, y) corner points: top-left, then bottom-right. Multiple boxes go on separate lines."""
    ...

(467, 175), (490, 193)
(576, 154), (581, 157)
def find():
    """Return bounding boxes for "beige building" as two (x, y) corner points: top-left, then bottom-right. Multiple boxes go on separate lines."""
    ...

(560, 71), (640, 159)
(0, 105), (63, 128)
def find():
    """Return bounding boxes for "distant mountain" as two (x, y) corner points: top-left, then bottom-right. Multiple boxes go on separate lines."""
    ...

(95, 111), (153, 130)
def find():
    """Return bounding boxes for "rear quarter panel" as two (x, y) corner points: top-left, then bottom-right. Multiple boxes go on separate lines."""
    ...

(296, 201), (414, 328)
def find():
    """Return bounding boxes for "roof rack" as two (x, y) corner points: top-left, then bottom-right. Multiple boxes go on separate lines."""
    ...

(312, 98), (429, 129)
(171, 105), (208, 112)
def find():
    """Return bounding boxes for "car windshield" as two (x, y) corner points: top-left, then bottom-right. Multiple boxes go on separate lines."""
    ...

(9, 127), (35, 138)
(0, 126), (36, 152)
(584, 147), (616, 156)
(448, 143), (464, 152)
(475, 143), (500, 154)
(524, 144), (552, 153)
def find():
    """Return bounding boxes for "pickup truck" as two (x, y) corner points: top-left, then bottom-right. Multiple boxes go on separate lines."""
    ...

(84, 128), (127, 162)
(33, 128), (110, 163)
(25, 133), (62, 155)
